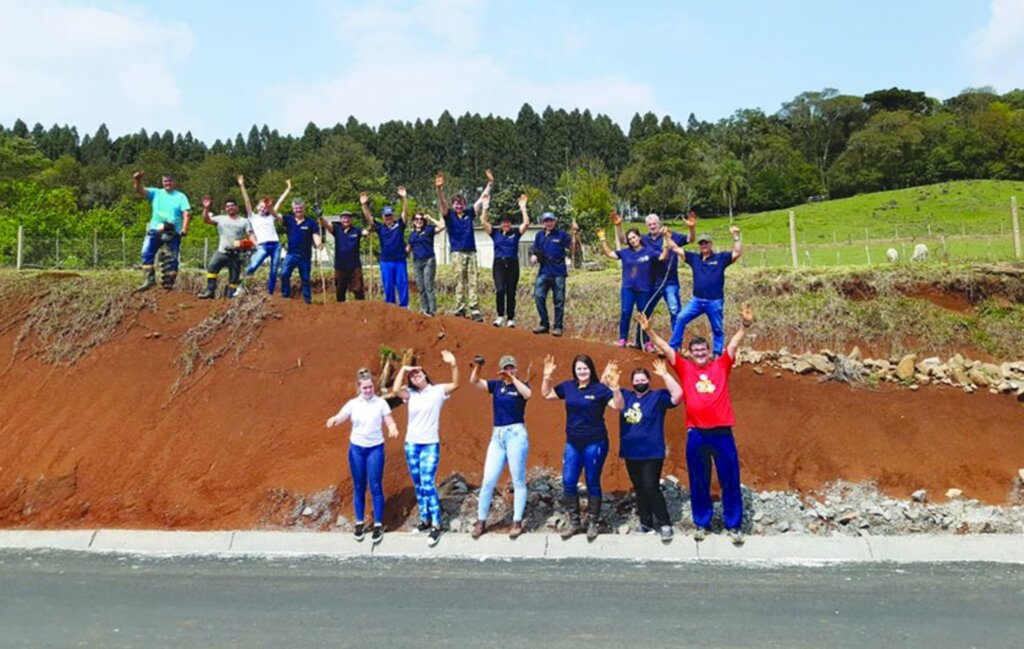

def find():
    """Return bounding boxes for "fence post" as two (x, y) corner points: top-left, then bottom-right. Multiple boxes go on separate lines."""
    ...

(56, 230), (60, 269)
(93, 230), (98, 268)
(788, 210), (798, 268)
(865, 245), (871, 266)
(203, 237), (209, 267)
(121, 230), (126, 268)
(1012, 196), (1022, 260)
(16, 224), (23, 270)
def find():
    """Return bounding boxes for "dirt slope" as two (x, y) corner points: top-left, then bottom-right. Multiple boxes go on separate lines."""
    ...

(0, 293), (1021, 530)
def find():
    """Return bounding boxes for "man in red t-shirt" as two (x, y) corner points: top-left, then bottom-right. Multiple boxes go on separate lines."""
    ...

(636, 304), (752, 545)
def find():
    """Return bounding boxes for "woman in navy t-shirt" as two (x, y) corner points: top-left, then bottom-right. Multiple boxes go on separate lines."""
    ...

(618, 358), (682, 541)
(598, 226), (668, 351)
(480, 193), (530, 328)
(468, 354), (532, 539)
(541, 353), (624, 540)
(406, 211), (446, 316)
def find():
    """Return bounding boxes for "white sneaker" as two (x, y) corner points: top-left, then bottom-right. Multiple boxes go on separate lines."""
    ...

(506, 320), (516, 328)
(493, 317), (506, 327)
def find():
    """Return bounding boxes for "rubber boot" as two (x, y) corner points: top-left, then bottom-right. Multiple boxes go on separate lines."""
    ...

(560, 496), (583, 540)
(160, 270), (177, 290)
(136, 268), (156, 292)
(198, 277), (217, 299)
(586, 495), (603, 542)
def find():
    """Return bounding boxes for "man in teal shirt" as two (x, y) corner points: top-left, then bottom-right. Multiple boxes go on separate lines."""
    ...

(133, 171), (191, 290)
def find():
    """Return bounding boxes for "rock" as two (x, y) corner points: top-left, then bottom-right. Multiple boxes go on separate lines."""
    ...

(848, 346), (862, 362)
(912, 243), (928, 262)
(774, 372), (782, 379)
(909, 384), (920, 392)
(895, 354), (917, 381)
(951, 366), (970, 386)
(666, 474), (680, 486)
(448, 518), (463, 532)
(775, 521), (791, 533)
(1018, 468), (1024, 482)
(753, 510), (764, 522)
(981, 363), (1001, 378)
(967, 369), (991, 387)
(752, 366), (764, 375)
(950, 353), (965, 370)
(837, 511), (859, 525)
(805, 354), (834, 374)
(945, 488), (963, 499)
(903, 508), (920, 521)
(301, 506), (314, 517)
(911, 489), (927, 503)
(791, 360), (814, 375)
(335, 514), (350, 529)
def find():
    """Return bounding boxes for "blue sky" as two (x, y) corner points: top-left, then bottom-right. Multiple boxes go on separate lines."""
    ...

(1, 0), (1021, 142)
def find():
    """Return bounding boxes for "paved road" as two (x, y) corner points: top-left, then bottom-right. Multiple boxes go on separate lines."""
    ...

(1, 550), (1022, 648)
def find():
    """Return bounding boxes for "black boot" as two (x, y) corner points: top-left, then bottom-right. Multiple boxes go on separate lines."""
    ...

(136, 268), (156, 292)
(198, 277), (217, 299)
(160, 270), (177, 290)
(560, 496), (583, 540)
(586, 495), (603, 541)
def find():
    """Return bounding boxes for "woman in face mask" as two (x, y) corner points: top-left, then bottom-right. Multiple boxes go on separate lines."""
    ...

(617, 359), (683, 541)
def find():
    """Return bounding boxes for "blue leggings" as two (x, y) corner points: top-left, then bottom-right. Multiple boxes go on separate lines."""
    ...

(405, 442), (441, 525)
(685, 427), (742, 530)
(348, 443), (385, 524)
(562, 439), (609, 498)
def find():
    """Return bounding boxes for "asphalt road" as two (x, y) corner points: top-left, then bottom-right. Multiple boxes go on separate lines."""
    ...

(1, 550), (1022, 648)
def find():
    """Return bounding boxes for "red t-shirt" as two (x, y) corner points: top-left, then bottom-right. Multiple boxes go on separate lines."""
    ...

(673, 352), (735, 429)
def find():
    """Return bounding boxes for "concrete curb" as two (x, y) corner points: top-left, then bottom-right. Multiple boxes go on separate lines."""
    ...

(1, 530), (1022, 563)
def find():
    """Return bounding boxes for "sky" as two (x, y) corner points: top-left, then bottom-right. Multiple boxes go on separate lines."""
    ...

(1, 0), (1022, 142)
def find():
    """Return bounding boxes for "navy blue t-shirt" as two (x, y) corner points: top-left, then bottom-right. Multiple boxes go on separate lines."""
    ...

(487, 379), (528, 426)
(643, 232), (689, 286)
(618, 388), (677, 460)
(444, 206), (477, 252)
(283, 214), (319, 259)
(685, 250), (734, 300)
(329, 223), (362, 270)
(408, 225), (436, 261)
(491, 228), (522, 260)
(531, 229), (572, 278)
(555, 380), (613, 445)
(375, 220), (406, 261)
(616, 246), (657, 293)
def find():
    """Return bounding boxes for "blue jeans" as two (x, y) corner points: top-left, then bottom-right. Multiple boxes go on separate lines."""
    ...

(562, 439), (609, 498)
(279, 254), (312, 303)
(670, 297), (725, 354)
(534, 274), (566, 330)
(405, 442), (441, 526)
(140, 229), (181, 272)
(649, 283), (681, 328)
(380, 260), (409, 307)
(348, 442), (385, 524)
(686, 427), (742, 531)
(477, 424), (529, 523)
(619, 287), (651, 346)
(246, 241), (281, 294)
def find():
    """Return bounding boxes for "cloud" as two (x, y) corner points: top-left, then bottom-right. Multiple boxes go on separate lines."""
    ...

(0, 0), (193, 134)
(966, 0), (1024, 90)
(273, 0), (661, 131)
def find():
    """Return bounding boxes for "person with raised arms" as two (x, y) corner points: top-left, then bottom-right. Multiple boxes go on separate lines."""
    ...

(326, 368), (399, 545)
(361, 187), (410, 308)
(319, 205), (370, 303)
(468, 354), (532, 539)
(392, 350), (460, 547)
(636, 304), (753, 545)
(435, 170), (493, 321)
(664, 225), (743, 355)
(541, 353), (624, 541)
(406, 209), (446, 316)
(132, 171), (190, 291)
(238, 175), (290, 295)
(279, 198), (323, 304)
(617, 359), (682, 542)
(480, 193), (530, 328)
(198, 194), (255, 299)
(597, 225), (668, 350)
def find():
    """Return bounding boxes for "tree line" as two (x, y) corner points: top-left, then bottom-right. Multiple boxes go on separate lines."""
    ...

(2, 85), (1024, 254)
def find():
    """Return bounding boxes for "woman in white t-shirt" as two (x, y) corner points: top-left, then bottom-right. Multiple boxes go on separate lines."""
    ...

(327, 369), (398, 544)
(238, 174), (289, 295)
(392, 350), (459, 546)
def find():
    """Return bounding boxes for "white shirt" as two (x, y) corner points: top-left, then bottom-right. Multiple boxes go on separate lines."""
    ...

(339, 395), (391, 447)
(250, 212), (280, 244)
(404, 383), (449, 444)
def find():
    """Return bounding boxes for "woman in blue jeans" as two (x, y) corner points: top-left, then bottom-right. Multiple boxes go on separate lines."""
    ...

(468, 354), (532, 539)
(238, 175), (290, 294)
(541, 353), (624, 541)
(597, 226), (668, 351)
(326, 369), (399, 545)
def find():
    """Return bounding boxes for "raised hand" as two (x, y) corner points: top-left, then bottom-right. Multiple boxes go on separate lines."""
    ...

(685, 211), (697, 228)
(132, 171), (143, 181)
(202, 195), (212, 209)
(741, 302), (754, 325)
(602, 361), (621, 387)
(441, 349), (456, 366)
(634, 312), (651, 332)
(236, 174), (245, 186)
(518, 193), (528, 209)
(729, 225), (741, 237)
(596, 229), (606, 241)
(543, 354), (556, 379)
(610, 211), (622, 226)
(434, 174), (445, 188)
(359, 191), (369, 205)
(397, 186), (407, 198)
(652, 358), (667, 376)
(485, 169), (494, 183)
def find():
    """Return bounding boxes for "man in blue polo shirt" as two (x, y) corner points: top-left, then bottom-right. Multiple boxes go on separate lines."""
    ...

(280, 199), (322, 304)
(132, 171), (191, 291)
(320, 209), (369, 302)
(666, 225), (743, 354)
(435, 170), (493, 322)
(361, 187), (410, 308)
(530, 212), (576, 337)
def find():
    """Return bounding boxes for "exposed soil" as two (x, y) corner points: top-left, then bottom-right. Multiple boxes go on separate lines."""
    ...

(0, 291), (1021, 531)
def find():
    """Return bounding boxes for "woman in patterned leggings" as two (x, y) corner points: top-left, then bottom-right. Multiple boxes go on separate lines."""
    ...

(393, 350), (460, 547)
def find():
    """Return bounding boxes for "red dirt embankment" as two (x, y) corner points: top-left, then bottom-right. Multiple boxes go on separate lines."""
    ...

(0, 295), (1021, 530)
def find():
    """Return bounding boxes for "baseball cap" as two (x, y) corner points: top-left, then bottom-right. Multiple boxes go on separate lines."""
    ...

(382, 206), (394, 216)
(697, 233), (712, 244)
(499, 355), (518, 368)
(541, 212), (557, 221)
(339, 210), (355, 217)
